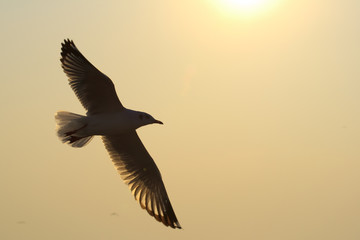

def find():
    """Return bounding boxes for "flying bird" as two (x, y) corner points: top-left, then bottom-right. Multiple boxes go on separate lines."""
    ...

(55, 39), (181, 229)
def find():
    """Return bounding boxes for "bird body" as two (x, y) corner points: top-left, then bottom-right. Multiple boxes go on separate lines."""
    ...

(55, 39), (181, 229)
(56, 109), (162, 142)
(85, 109), (160, 135)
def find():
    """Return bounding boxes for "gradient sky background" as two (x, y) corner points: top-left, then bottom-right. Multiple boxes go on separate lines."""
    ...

(1, 0), (360, 239)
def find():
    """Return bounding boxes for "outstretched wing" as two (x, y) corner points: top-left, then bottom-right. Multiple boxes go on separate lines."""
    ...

(60, 39), (124, 115)
(102, 132), (181, 229)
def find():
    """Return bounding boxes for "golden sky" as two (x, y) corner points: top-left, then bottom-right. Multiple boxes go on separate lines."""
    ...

(1, 0), (360, 239)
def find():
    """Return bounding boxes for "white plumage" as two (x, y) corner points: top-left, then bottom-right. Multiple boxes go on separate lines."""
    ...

(55, 39), (181, 229)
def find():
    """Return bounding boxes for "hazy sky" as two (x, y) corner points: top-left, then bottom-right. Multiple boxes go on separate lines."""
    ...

(1, 0), (359, 239)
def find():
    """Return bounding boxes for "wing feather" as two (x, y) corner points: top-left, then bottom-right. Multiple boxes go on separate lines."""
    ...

(102, 132), (181, 229)
(60, 39), (124, 114)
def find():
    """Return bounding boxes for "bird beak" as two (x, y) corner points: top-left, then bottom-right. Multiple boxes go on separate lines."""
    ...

(154, 119), (163, 125)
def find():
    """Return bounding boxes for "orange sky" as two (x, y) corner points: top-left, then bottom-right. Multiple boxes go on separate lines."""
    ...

(0, 0), (360, 239)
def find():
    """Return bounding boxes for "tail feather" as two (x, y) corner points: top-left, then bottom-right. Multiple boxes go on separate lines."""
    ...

(55, 111), (93, 148)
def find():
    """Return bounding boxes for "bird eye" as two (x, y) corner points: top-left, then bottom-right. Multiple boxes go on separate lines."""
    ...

(139, 114), (144, 120)
(145, 114), (150, 119)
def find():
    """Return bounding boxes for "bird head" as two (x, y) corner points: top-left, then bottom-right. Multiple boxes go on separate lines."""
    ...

(137, 112), (163, 127)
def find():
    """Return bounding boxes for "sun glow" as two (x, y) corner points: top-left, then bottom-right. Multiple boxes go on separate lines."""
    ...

(215, 0), (277, 18)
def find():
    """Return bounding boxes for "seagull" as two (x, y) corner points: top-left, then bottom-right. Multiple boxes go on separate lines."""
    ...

(55, 39), (181, 229)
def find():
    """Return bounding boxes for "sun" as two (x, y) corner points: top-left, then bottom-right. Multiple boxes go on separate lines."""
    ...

(214, 0), (277, 18)
(223, 0), (265, 9)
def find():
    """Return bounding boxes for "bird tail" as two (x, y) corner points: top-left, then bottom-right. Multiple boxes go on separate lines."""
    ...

(55, 111), (93, 148)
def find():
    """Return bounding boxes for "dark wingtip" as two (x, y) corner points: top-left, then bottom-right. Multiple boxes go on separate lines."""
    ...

(171, 220), (182, 229)
(60, 39), (81, 65)
(60, 39), (72, 63)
